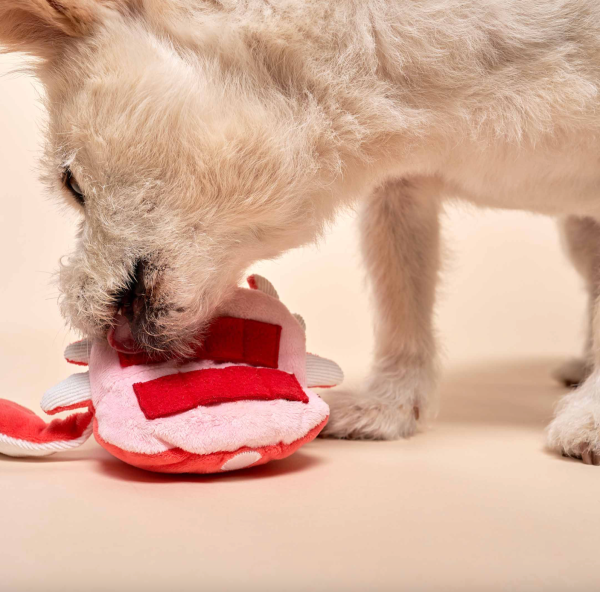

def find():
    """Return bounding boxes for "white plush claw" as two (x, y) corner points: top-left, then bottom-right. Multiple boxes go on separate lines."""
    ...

(293, 313), (306, 331)
(41, 372), (92, 414)
(247, 274), (279, 299)
(64, 339), (92, 365)
(0, 428), (93, 458)
(306, 353), (344, 388)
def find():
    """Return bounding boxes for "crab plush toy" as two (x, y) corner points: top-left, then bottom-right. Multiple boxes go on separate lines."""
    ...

(0, 276), (342, 473)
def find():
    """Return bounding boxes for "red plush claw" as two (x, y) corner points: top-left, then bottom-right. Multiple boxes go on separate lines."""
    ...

(0, 399), (93, 458)
(0, 369), (94, 458)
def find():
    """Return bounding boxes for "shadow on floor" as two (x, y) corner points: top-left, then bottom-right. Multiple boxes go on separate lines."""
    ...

(0, 440), (327, 481)
(319, 357), (572, 431)
(437, 357), (571, 429)
(94, 447), (327, 483)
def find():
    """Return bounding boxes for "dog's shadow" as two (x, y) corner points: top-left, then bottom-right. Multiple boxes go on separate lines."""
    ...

(436, 357), (569, 429)
(320, 357), (568, 431)
(435, 357), (586, 464)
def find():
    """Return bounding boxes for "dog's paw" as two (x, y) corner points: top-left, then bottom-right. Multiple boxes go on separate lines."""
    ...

(547, 379), (600, 465)
(553, 358), (592, 388)
(320, 395), (419, 440)
(320, 365), (436, 440)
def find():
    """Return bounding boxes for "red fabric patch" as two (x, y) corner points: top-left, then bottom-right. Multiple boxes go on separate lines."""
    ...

(118, 317), (281, 369)
(0, 398), (93, 444)
(133, 366), (308, 420)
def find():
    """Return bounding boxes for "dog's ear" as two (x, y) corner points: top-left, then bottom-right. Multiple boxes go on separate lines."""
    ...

(0, 0), (104, 58)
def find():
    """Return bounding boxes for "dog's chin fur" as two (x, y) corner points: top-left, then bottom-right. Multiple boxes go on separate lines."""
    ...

(6, 0), (600, 459)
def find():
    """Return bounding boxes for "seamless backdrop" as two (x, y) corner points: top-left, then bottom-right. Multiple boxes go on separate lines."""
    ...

(1, 53), (598, 592)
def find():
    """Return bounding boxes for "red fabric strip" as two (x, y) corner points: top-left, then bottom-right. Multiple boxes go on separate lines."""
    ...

(45, 400), (93, 416)
(118, 317), (281, 369)
(133, 366), (308, 420)
(65, 358), (89, 367)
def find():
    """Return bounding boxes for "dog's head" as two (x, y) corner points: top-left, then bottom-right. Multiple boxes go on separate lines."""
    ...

(1, 0), (337, 353)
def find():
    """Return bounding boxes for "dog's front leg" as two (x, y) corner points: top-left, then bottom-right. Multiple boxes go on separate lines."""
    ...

(322, 178), (441, 440)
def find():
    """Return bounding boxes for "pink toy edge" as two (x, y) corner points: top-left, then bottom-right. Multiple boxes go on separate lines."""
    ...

(93, 416), (328, 474)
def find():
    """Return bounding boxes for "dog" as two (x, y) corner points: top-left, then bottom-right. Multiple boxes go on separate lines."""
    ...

(2, 0), (600, 464)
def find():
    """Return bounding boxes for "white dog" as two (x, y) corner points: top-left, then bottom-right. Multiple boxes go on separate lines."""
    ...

(2, 0), (600, 463)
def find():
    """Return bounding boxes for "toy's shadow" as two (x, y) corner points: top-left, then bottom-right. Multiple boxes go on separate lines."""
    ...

(94, 448), (326, 483)
(0, 446), (106, 464)
(0, 438), (327, 480)
(437, 357), (567, 429)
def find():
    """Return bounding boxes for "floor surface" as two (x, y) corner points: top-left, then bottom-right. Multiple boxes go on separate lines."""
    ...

(2, 358), (598, 592)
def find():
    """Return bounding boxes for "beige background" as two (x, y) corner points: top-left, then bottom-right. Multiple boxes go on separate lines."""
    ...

(1, 53), (599, 592)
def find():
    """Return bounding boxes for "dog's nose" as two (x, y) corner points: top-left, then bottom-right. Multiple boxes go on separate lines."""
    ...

(119, 260), (147, 324)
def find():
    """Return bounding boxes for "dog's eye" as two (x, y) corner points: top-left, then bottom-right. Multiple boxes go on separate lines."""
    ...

(62, 168), (85, 206)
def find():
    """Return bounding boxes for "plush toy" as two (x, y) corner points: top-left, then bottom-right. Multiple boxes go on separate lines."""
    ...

(0, 276), (342, 473)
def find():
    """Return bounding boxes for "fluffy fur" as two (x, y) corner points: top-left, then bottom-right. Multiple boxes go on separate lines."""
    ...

(3, 0), (600, 462)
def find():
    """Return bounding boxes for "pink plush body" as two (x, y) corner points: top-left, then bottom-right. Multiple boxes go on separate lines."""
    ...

(0, 277), (337, 473)
(91, 288), (329, 472)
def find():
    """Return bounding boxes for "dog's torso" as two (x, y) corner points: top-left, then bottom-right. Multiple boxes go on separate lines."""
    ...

(256, 0), (600, 217)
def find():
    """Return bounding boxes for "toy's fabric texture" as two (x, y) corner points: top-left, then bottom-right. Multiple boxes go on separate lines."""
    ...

(0, 276), (343, 473)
